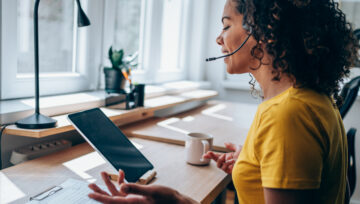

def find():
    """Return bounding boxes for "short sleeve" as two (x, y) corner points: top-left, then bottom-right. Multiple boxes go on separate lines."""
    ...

(254, 99), (326, 189)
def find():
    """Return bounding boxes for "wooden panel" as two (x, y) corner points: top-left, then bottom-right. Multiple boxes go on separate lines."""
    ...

(0, 138), (230, 204)
(3, 90), (217, 138)
(123, 101), (258, 152)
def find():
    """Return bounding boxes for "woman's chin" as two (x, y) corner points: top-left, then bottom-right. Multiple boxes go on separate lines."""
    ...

(226, 67), (236, 74)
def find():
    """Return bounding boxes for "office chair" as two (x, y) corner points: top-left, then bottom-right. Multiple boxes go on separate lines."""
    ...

(355, 29), (360, 67)
(342, 29), (360, 203)
(347, 128), (357, 197)
(340, 76), (360, 119)
(340, 28), (360, 118)
(345, 128), (357, 204)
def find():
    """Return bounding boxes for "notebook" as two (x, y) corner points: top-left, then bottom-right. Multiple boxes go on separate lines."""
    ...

(27, 178), (104, 204)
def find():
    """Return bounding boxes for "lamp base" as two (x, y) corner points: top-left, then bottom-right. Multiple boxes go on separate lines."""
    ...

(15, 113), (57, 129)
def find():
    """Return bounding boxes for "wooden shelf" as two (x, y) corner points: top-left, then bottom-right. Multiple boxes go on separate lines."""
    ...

(3, 90), (218, 138)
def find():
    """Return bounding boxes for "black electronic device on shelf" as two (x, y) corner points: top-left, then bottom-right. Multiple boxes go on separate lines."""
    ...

(105, 84), (145, 110)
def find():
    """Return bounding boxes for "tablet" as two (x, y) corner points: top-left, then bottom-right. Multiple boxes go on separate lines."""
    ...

(68, 108), (154, 182)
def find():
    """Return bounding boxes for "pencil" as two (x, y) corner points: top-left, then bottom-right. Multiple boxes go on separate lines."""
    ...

(121, 69), (131, 84)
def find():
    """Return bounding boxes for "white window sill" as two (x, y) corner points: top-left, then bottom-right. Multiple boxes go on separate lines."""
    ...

(0, 81), (211, 125)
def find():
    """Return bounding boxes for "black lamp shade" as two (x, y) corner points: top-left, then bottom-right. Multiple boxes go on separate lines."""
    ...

(76, 0), (91, 27)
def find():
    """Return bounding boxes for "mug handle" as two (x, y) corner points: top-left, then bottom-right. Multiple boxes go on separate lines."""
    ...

(200, 140), (210, 162)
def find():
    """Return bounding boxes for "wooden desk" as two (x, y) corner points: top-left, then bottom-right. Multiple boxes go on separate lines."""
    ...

(123, 100), (258, 152)
(0, 137), (230, 204)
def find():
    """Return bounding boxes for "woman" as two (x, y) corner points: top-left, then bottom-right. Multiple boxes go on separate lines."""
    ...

(88, 0), (359, 203)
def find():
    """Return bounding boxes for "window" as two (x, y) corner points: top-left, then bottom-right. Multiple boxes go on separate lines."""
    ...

(160, 0), (183, 71)
(17, 0), (74, 74)
(341, 0), (360, 29)
(149, 0), (190, 82)
(340, 0), (360, 77)
(1, 0), (191, 100)
(102, 0), (190, 85)
(1, 0), (98, 99)
(113, 0), (142, 58)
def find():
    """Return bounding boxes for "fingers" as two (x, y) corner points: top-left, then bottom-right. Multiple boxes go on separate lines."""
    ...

(118, 170), (125, 186)
(203, 151), (220, 161)
(89, 183), (110, 196)
(221, 159), (235, 174)
(217, 154), (226, 168)
(101, 171), (120, 196)
(89, 192), (139, 204)
(88, 192), (117, 204)
(224, 142), (237, 152)
(121, 183), (153, 197)
(228, 164), (234, 173)
(225, 152), (234, 161)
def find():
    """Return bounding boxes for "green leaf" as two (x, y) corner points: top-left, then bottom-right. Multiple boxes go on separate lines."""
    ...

(109, 47), (125, 69)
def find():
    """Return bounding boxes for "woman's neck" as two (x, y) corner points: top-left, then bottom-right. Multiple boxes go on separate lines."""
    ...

(251, 65), (294, 101)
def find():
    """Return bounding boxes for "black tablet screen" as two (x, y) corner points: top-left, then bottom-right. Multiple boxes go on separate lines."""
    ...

(68, 108), (154, 182)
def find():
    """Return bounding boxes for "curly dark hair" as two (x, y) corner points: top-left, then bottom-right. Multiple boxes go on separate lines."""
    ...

(233, 0), (359, 106)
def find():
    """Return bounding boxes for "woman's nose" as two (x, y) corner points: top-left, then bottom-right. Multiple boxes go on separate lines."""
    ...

(216, 35), (223, 46)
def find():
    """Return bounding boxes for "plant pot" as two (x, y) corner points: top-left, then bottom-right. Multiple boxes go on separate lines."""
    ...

(104, 68), (126, 94)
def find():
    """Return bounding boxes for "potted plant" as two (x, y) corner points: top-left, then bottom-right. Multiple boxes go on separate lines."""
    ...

(104, 46), (138, 94)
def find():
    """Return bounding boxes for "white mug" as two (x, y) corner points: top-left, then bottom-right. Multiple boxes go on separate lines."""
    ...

(185, 132), (213, 165)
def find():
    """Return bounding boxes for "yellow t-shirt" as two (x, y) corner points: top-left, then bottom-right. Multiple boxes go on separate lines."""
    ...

(232, 87), (347, 204)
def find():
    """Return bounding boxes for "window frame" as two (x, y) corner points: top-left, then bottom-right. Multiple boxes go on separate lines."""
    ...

(101, 0), (190, 87)
(148, 0), (190, 83)
(0, 0), (102, 100)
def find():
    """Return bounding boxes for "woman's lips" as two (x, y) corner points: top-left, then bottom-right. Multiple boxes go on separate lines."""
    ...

(221, 50), (229, 63)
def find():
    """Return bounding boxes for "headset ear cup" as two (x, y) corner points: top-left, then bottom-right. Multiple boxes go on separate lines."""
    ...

(242, 23), (253, 34)
(248, 26), (253, 34)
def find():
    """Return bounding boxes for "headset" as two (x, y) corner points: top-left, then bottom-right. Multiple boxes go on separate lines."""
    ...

(206, 23), (253, 62)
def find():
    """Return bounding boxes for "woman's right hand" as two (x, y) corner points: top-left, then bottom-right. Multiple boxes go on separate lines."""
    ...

(203, 142), (242, 174)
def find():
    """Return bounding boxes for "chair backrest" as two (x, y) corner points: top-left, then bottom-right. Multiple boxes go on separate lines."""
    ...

(340, 76), (360, 119)
(347, 128), (357, 197)
(344, 128), (357, 204)
(340, 28), (360, 118)
(354, 29), (360, 67)
(343, 28), (360, 204)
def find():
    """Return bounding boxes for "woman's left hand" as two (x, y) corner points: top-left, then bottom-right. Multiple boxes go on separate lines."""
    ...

(88, 170), (197, 204)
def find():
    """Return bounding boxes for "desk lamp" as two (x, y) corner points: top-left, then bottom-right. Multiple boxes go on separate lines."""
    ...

(15, 0), (91, 129)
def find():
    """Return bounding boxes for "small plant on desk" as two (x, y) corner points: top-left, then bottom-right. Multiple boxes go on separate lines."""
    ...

(104, 46), (138, 94)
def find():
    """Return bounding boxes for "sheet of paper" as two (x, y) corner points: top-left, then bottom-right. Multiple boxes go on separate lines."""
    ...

(27, 179), (106, 204)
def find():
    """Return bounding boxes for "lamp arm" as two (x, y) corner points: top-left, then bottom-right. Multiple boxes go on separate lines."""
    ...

(15, 0), (90, 129)
(32, 0), (89, 115)
(34, 0), (40, 114)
